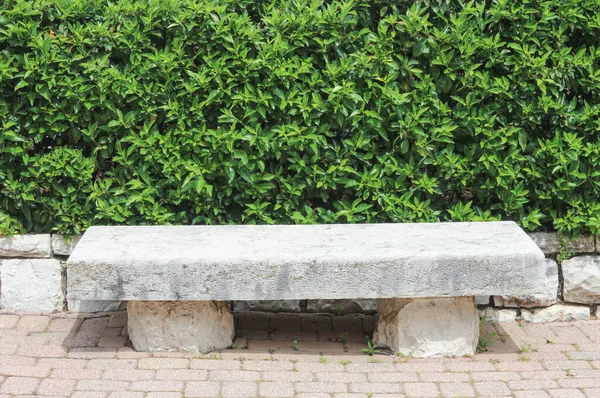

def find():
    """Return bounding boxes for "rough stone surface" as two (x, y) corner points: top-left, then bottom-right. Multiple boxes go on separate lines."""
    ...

(494, 259), (559, 308)
(306, 299), (378, 314)
(479, 308), (517, 323)
(0, 234), (51, 258)
(51, 235), (81, 256)
(521, 304), (590, 323)
(562, 256), (600, 304)
(373, 297), (479, 358)
(68, 223), (546, 301)
(68, 300), (122, 313)
(232, 300), (301, 313)
(475, 296), (490, 306)
(127, 301), (234, 353)
(528, 232), (596, 254)
(0, 259), (62, 311)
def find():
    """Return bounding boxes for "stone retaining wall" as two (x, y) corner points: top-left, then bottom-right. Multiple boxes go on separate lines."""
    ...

(0, 232), (598, 322)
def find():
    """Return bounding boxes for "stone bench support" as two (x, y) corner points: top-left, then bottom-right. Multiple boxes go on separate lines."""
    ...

(67, 222), (546, 357)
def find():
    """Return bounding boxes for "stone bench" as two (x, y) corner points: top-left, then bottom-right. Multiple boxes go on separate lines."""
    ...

(67, 222), (546, 357)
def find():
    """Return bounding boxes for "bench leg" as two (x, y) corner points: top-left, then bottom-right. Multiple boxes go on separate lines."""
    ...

(127, 301), (234, 353)
(373, 297), (479, 358)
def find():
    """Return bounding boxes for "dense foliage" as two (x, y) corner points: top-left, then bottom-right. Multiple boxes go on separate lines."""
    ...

(1, 0), (599, 236)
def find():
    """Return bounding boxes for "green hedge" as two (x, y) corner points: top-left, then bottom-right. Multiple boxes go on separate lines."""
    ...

(1, 0), (599, 236)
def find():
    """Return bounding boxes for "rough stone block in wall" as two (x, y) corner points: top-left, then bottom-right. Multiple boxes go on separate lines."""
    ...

(68, 300), (122, 313)
(562, 256), (600, 304)
(527, 232), (595, 255)
(232, 300), (301, 312)
(306, 299), (378, 314)
(51, 234), (82, 256)
(479, 307), (517, 323)
(521, 304), (590, 323)
(494, 258), (558, 308)
(0, 259), (62, 311)
(0, 234), (52, 258)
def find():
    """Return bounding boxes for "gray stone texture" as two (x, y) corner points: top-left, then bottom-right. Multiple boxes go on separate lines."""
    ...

(562, 256), (600, 304)
(479, 308), (517, 323)
(0, 259), (62, 311)
(521, 304), (590, 323)
(232, 300), (301, 312)
(0, 234), (52, 258)
(528, 232), (595, 255)
(127, 300), (234, 353)
(51, 234), (81, 256)
(68, 300), (122, 313)
(475, 296), (490, 306)
(306, 299), (378, 314)
(67, 223), (546, 301)
(374, 297), (479, 358)
(494, 259), (559, 308)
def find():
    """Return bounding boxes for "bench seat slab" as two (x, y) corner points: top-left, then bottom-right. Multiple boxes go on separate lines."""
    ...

(374, 297), (479, 358)
(127, 301), (234, 353)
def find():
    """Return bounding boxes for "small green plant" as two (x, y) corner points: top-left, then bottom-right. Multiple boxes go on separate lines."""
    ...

(519, 344), (532, 353)
(292, 340), (300, 351)
(339, 360), (351, 365)
(318, 356), (328, 364)
(477, 316), (498, 353)
(546, 339), (555, 344)
(489, 359), (500, 364)
(267, 347), (276, 354)
(362, 341), (381, 356)
(367, 357), (381, 363)
(519, 355), (531, 362)
(557, 240), (576, 262)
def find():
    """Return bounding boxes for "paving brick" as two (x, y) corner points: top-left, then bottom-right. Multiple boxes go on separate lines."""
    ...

(368, 372), (419, 382)
(348, 382), (403, 393)
(419, 372), (470, 382)
(497, 361), (545, 371)
(69, 317), (110, 347)
(98, 336), (127, 348)
(0, 365), (50, 378)
(513, 391), (552, 398)
(67, 347), (118, 359)
(345, 363), (396, 373)
(146, 393), (182, 398)
(72, 392), (107, 398)
(155, 369), (207, 380)
(137, 358), (188, 369)
(569, 369), (600, 378)
(37, 378), (76, 395)
(318, 372), (367, 383)
(521, 370), (569, 379)
(296, 382), (348, 393)
(295, 362), (345, 372)
(259, 381), (295, 397)
(439, 382), (476, 397)
(270, 330), (317, 342)
(403, 382), (439, 397)
(395, 362), (445, 372)
(560, 379), (600, 388)
(0, 355), (36, 366)
(583, 388), (600, 397)
(474, 381), (511, 396)
(17, 316), (50, 332)
(47, 318), (81, 332)
(107, 393), (145, 398)
(190, 359), (241, 370)
(185, 381), (221, 397)
(241, 360), (293, 371)
(108, 312), (127, 328)
(0, 377), (40, 394)
(295, 394), (330, 398)
(568, 351), (600, 360)
(37, 358), (87, 369)
(102, 369), (154, 381)
(549, 389), (586, 398)
(471, 371), (522, 381)
(17, 343), (68, 358)
(547, 359), (593, 369)
(51, 368), (103, 380)
(130, 380), (184, 391)
(209, 370), (260, 382)
(87, 359), (138, 369)
(221, 381), (257, 397)
(261, 371), (313, 382)
(301, 315), (332, 332)
(0, 315), (19, 329)
(444, 361), (496, 372)
(333, 394), (370, 398)
(509, 379), (560, 389)
(75, 379), (129, 391)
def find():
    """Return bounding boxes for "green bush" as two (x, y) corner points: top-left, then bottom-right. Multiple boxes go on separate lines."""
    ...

(1, 0), (599, 236)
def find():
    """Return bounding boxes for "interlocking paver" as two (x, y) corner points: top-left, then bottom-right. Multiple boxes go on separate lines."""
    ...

(0, 376), (40, 394)
(37, 378), (76, 396)
(0, 312), (599, 398)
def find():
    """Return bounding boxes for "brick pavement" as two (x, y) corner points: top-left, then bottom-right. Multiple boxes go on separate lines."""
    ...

(0, 311), (599, 397)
